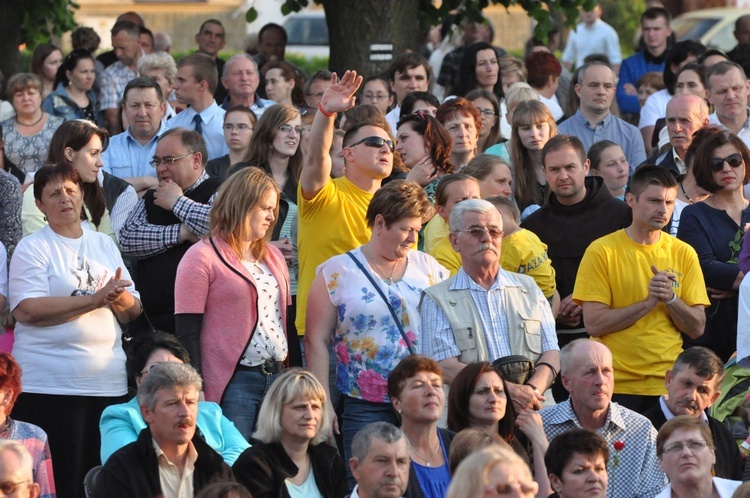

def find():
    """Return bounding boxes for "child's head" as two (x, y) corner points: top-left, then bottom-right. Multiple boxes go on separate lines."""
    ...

(486, 195), (521, 232)
(637, 71), (665, 108)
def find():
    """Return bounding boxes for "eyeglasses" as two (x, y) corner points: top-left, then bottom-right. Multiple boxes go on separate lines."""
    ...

(279, 124), (305, 135)
(486, 482), (538, 495)
(710, 153), (743, 171)
(223, 123), (253, 132)
(663, 440), (708, 455)
(150, 152), (194, 168)
(349, 136), (395, 152)
(457, 227), (504, 238)
(477, 108), (498, 117)
(0, 480), (30, 495)
(364, 93), (389, 101)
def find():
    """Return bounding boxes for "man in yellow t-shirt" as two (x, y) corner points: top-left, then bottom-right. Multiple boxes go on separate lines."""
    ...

(424, 174), (480, 275)
(573, 165), (709, 414)
(297, 70), (394, 348)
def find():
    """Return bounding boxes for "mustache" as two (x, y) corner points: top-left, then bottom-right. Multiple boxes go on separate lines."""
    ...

(475, 243), (498, 254)
(175, 417), (195, 428)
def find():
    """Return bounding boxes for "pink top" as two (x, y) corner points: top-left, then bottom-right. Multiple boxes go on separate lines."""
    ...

(175, 236), (290, 402)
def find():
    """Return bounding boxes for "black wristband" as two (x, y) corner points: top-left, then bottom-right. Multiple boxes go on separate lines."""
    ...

(535, 361), (559, 381)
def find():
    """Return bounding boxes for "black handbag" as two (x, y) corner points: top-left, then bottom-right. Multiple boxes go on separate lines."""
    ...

(492, 355), (535, 385)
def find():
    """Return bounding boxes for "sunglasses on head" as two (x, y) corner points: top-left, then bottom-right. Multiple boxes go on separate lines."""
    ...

(711, 153), (743, 171)
(349, 136), (395, 152)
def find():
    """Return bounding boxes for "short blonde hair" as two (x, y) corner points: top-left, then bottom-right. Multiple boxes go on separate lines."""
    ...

(7, 73), (42, 97)
(209, 166), (280, 261)
(446, 446), (533, 498)
(138, 52), (178, 85)
(252, 369), (331, 445)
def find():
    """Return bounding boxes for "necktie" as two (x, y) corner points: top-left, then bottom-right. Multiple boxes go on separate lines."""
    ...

(193, 114), (203, 134)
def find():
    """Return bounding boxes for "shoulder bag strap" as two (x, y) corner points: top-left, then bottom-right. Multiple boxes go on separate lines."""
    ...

(346, 251), (416, 355)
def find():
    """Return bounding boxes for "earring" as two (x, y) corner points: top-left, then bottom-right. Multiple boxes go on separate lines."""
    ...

(43, 215), (47, 222)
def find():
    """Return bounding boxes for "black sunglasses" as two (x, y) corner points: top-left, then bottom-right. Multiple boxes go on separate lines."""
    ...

(710, 153), (743, 172)
(349, 136), (395, 152)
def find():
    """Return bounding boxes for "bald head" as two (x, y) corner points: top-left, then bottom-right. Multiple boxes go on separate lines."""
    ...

(666, 94), (710, 156)
(0, 441), (39, 498)
(560, 339), (612, 376)
(117, 11), (144, 26)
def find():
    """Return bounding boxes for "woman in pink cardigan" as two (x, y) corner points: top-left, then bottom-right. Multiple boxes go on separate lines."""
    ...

(175, 166), (291, 441)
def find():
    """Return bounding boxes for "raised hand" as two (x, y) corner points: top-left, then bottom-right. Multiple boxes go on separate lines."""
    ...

(319, 70), (364, 115)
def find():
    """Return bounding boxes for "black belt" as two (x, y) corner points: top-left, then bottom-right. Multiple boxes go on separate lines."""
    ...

(238, 360), (285, 375)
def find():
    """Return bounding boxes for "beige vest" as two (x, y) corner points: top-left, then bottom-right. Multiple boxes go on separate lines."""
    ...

(421, 270), (544, 364)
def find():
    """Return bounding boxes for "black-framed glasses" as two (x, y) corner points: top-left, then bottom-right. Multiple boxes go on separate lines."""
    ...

(349, 136), (395, 152)
(458, 227), (504, 239)
(279, 124), (304, 135)
(0, 480), (30, 495)
(710, 153), (743, 171)
(150, 152), (193, 168)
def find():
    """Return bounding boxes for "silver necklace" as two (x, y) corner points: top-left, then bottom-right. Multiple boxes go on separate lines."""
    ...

(405, 435), (441, 467)
(364, 245), (400, 285)
(53, 229), (85, 269)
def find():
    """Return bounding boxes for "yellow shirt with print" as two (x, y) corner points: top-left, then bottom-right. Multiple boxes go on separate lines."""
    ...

(500, 228), (556, 299)
(423, 215), (449, 254)
(296, 177), (373, 335)
(428, 234), (462, 276)
(573, 229), (710, 395)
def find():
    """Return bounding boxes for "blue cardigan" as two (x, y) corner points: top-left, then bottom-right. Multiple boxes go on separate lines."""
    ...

(99, 396), (249, 465)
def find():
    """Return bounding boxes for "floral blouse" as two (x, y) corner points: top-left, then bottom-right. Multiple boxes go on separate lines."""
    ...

(318, 247), (448, 402)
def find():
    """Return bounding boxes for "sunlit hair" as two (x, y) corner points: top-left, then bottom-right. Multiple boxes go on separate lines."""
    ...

(177, 53), (218, 93)
(466, 89), (502, 148)
(499, 55), (527, 85)
(0, 440), (34, 481)
(447, 362), (517, 442)
(436, 97), (482, 136)
(252, 368), (331, 445)
(263, 60), (305, 108)
(446, 446), (533, 498)
(692, 127), (750, 193)
(365, 180), (432, 228)
(504, 83), (539, 113)
(672, 346), (725, 385)
(450, 198), (502, 234)
(525, 51), (562, 89)
(545, 429), (609, 479)
(396, 113), (453, 174)
(138, 52), (178, 86)
(6, 73), (42, 97)
(511, 100), (557, 208)
(656, 415), (714, 457)
(448, 428), (510, 475)
(0, 353), (22, 414)
(46, 120), (109, 228)
(387, 355), (443, 400)
(241, 104), (301, 182)
(210, 166), (280, 261)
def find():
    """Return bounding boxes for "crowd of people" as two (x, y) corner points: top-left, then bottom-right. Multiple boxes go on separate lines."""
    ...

(6, 2), (750, 498)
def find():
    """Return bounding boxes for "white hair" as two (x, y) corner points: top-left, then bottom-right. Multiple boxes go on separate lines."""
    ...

(449, 198), (501, 232)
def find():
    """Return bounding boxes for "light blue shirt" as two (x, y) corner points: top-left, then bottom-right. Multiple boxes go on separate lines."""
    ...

(166, 101), (229, 161)
(102, 122), (167, 179)
(541, 399), (667, 498)
(558, 110), (647, 175)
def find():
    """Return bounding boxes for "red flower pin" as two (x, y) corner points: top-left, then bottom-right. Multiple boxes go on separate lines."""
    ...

(614, 441), (625, 451)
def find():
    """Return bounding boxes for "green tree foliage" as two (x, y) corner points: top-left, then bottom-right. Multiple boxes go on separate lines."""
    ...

(23, 0), (78, 49)
(599, 0), (648, 56)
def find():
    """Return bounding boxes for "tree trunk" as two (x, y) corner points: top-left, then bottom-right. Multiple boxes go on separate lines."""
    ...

(0, 0), (24, 97)
(322, 0), (420, 77)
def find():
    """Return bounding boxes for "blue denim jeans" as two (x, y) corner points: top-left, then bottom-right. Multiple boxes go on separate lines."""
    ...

(220, 368), (280, 441)
(342, 396), (398, 489)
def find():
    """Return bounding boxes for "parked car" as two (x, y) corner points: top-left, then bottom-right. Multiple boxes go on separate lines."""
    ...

(672, 8), (750, 54)
(284, 12), (329, 58)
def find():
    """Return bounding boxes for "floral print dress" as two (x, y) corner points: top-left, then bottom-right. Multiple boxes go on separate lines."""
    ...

(317, 247), (448, 403)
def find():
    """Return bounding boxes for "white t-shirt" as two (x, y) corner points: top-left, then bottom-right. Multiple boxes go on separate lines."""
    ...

(9, 226), (139, 396)
(638, 89), (671, 129)
(539, 94), (564, 122)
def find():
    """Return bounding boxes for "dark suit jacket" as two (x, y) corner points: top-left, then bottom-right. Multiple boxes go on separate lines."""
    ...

(643, 402), (743, 480)
(641, 148), (681, 178)
(97, 426), (234, 497)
